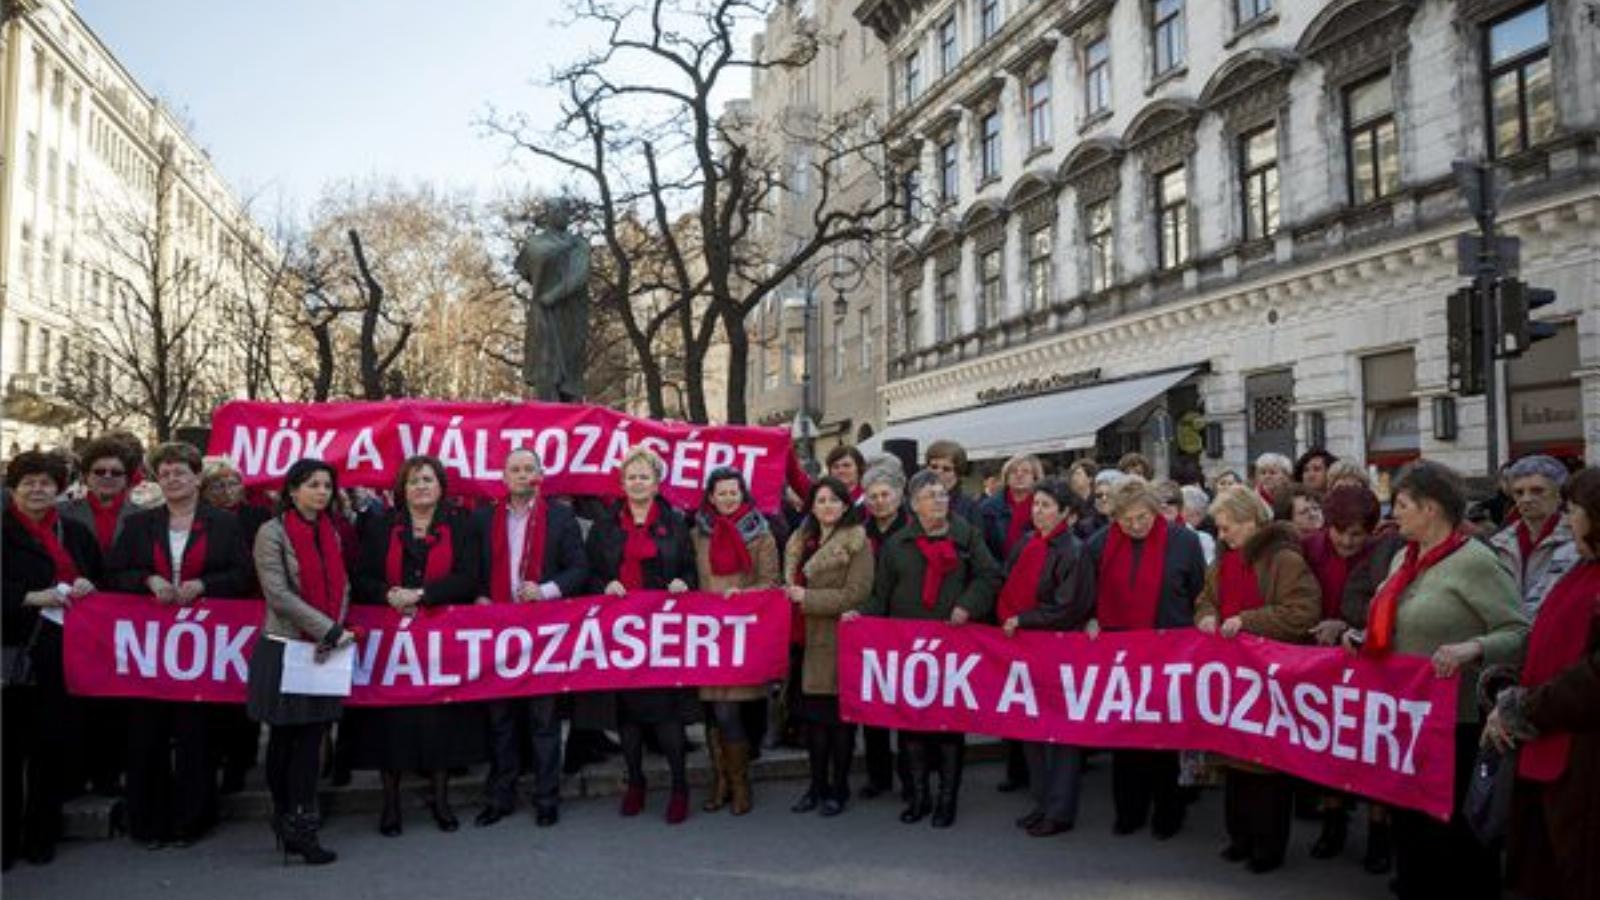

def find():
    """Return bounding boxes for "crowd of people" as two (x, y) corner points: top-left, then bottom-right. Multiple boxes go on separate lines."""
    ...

(2, 431), (1596, 900)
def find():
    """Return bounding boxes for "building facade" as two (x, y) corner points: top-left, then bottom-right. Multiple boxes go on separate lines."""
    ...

(1, 0), (269, 455)
(854, 0), (1599, 486)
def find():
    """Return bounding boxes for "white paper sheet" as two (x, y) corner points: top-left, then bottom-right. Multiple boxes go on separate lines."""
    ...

(41, 607), (65, 625)
(279, 639), (354, 697)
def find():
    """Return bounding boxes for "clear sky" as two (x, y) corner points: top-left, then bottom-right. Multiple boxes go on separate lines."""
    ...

(74, 0), (670, 223)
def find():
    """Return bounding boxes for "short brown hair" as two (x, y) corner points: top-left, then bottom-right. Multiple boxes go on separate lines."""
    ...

(1106, 476), (1162, 519)
(1394, 460), (1466, 526)
(5, 450), (70, 492)
(925, 440), (968, 475)
(1272, 484), (1319, 522)
(1067, 458), (1099, 481)
(1000, 453), (1044, 485)
(1562, 468), (1600, 557)
(394, 454), (449, 498)
(1117, 452), (1154, 480)
(80, 434), (141, 475)
(826, 444), (867, 475)
(148, 442), (203, 475)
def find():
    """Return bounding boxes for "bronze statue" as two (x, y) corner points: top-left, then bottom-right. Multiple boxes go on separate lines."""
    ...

(515, 200), (590, 403)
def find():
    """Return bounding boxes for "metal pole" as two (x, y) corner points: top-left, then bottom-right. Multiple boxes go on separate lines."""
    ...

(1475, 164), (1500, 478)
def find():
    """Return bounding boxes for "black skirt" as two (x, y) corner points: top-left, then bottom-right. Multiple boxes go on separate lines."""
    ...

(340, 701), (489, 771)
(616, 688), (701, 726)
(246, 638), (343, 727)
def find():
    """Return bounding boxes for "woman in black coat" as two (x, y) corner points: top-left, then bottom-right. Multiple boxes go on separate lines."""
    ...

(107, 442), (250, 848)
(586, 446), (698, 824)
(345, 455), (485, 836)
(2, 451), (103, 869)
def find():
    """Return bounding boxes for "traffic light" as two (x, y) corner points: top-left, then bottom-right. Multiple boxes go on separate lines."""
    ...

(1447, 286), (1485, 396)
(1497, 277), (1558, 358)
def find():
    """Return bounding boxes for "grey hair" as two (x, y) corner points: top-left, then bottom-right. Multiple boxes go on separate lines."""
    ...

(907, 469), (944, 501)
(1254, 452), (1293, 476)
(861, 464), (905, 493)
(1094, 469), (1127, 488)
(1180, 484), (1211, 514)
(1506, 454), (1568, 487)
(865, 454), (905, 477)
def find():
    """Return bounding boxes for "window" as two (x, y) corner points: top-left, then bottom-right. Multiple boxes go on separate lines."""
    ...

(56, 337), (68, 380)
(24, 132), (38, 186)
(785, 330), (805, 385)
(859, 308), (872, 371)
(1084, 38), (1111, 117)
(46, 149), (58, 203)
(1026, 225), (1052, 311)
(1156, 166), (1189, 269)
(1346, 72), (1399, 204)
(901, 287), (920, 353)
(903, 52), (922, 106)
(1487, 3), (1554, 158)
(19, 224), (33, 292)
(65, 163), (77, 214)
(16, 321), (30, 375)
(980, 111), (1001, 180)
(936, 269), (958, 342)
(61, 250), (73, 306)
(939, 16), (959, 75)
(979, 0), (1000, 43)
(38, 328), (51, 378)
(1027, 77), (1051, 150)
(1235, 0), (1271, 27)
(50, 68), (64, 108)
(1240, 124), (1280, 240)
(939, 140), (958, 203)
(1152, 0), (1185, 76)
(763, 331), (779, 389)
(1087, 201), (1114, 292)
(40, 235), (53, 303)
(792, 147), (810, 197)
(979, 249), (1003, 326)
(833, 318), (846, 378)
(900, 167), (922, 221)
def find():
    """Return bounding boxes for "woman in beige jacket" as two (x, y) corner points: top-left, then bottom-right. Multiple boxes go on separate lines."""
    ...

(784, 476), (875, 817)
(690, 468), (780, 815)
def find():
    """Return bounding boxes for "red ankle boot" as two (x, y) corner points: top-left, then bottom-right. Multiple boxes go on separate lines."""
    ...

(620, 781), (646, 817)
(665, 788), (689, 825)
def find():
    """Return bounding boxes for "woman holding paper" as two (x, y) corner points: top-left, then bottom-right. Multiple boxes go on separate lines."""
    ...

(346, 455), (486, 837)
(691, 467), (779, 816)
(246, 458), (354, 865)
(2, 451), (102, 870)
(586, 446), (698, 824)
(1193, 486), (1321, 874)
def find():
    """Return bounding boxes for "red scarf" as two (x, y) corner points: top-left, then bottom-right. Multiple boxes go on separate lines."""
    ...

(914, 533), (961, 611)
(618, 502), (661, 591)
(1517, 561), (1600, 781)
(281, 511), (346, 633)
(385, 517), (454, 588)
(153, 514), (208, 583)
(86, 491), (126, 552)
(1096, 516), (1169, 630)
(848, 484), (863, 505)
(489, 498), (547, 603)
(1216, 547), (1267, 620)
(1305, 530), (1371, 620)
(706, 503), (754, 577)
(1004, 493), (1032, 556)
(997, 521), (1066, 622)
(1363, 531), (1470, 657)
(1515, 514), (1561, 565)
(11, 501), (80, 583)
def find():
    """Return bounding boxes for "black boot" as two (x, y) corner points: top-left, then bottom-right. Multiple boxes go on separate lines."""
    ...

(1363, 821), (1392, 874)
(930, 741), (962, 829)
(1310, 808), (1348, 859)
(899, 742), (931, 824)
(281, 813), (336, 866)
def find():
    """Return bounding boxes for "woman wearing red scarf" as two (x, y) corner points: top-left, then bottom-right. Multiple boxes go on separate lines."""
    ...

(826, 445), (868, 506)
(2, 451), (102, 870)
(1488, 454), (1579, 618)
(859, 464), (912, 799)
(1194, 487), (1320, 873)
(107, 442), (250, 850)
(1084, 476), (1207, 839)
(346, 456), (485, 837)
(784, 477), (874, 817)
(586, 446), (698, 823)
(980, 454), (1044, 794)
(998, 480), (1096, 837)
(1482, 467), (1600, 900)
(244, 459), (353, 865)
(691, 468), (779, 816)
(1343, 461), (1526, 900)
(856, 469), (1002, 828)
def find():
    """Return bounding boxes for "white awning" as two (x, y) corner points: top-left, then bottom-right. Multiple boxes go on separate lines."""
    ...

(860, 367), (1199, 461)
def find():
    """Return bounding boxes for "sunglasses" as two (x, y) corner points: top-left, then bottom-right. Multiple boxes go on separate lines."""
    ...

(92, 467), (127, 478)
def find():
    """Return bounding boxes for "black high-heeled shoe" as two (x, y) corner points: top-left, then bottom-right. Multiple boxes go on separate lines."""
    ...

(429, 802), (459, 833)
(379, 803), (402, 837)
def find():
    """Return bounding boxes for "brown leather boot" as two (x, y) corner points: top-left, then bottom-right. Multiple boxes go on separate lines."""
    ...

(702, 728), (729, 812)
(725, 741), (753, 815)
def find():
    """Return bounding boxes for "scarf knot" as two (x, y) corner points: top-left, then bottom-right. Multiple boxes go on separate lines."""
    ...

(282, 511), (346, 637)
(618, 502), (662, 591)
(914, 534), (961, 611)
(1096, 516), (1169, 630)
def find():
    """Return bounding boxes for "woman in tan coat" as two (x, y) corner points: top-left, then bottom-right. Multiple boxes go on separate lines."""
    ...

(690, 467), (780, 815)
(1195, 485), (1320, 874)
(785, 476), (874, 817)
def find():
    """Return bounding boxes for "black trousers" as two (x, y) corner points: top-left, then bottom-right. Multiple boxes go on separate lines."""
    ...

(1392, 724), (1501, 900)
(1003, 739), (1030, 786)
(76, 697), (126, 795)
(1023, 741), (1083, 825)
(861, 726), (896, 791)
(485, 696), (561, 812)
(1110, 749), (1185, 833)
(1223, 769), (1294, 863)
(2, 683), (74, 860)
(212, 705), (259, 783)
(264, 722), (325, 817)
(124, 700), (214, 842)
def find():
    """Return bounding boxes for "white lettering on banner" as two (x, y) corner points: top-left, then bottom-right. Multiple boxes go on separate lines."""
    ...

(995, 661), (1037, 716)
(115, 620), (160, 677)
(111, 615), (257, 683)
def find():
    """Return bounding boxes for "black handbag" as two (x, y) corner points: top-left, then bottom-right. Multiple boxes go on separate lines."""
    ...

(1, 620), (43, 689)
(1464, 744), (1516, 847)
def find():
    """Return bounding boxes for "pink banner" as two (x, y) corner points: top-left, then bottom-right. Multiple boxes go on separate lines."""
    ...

(206, 400), (797, 512)
(64, 590), (791, 706)
(838, 617), (1459, 819)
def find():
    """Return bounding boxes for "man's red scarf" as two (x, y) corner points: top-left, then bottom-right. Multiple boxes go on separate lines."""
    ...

(1216, 547), (1267, 620)
(1517, 561), (1600, 781)
(705, 503), (755, 577)
(997, 521), (1067, 622)
(489, 498), (548, 603)
(1004, 493), (1032, 556)
(86, 491), (125, 552)
(385, 517), (454, 587)
(1363, 531), (1470, 657)
(618, 502), (661, 591)
(914, 533), (961, 611)
(282, 511), (346, 632)
(1096, 516), (1169, 630)
(153, 514), (208, 583)
(11, 501), (79, 583)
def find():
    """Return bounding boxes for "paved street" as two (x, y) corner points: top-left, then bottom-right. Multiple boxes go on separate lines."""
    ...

(5, 759), (1384, 900)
